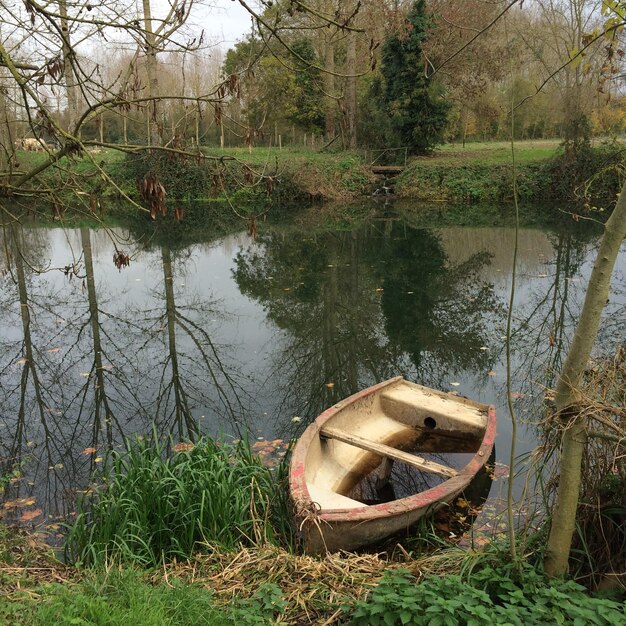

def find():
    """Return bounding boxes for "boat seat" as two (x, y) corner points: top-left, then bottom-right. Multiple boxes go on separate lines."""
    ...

(320, 426), (458, 478)
(307, 483), (364, 510)
(380, 385), (486, 434)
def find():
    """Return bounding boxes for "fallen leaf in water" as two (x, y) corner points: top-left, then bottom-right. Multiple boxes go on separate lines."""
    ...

(325, 382), (335, 389)
(450, 382), (460, 387)
(47, 347), (60, 353)
(487, 370), (497, 377)
(16, 358), (27, 366)
(491, 463), (510, 480)
(94, 457), (103, 463)
(174, 442), (194, 453)
(3, 498), (35, 509)
(509, 391), (524, 399)
(81, 447), (97, 456)
(20, 509), (42, 522)
(79, 372), (90, 377)
(291, 416), (301, 423)
(375, 288), (384, 292)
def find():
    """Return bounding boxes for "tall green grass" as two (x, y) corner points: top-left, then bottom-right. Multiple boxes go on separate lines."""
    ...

(66, 434), (293, 566)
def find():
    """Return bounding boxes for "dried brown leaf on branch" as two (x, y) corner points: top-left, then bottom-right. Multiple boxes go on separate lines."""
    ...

(140, 172), (167, 219)
(248, 216), (257, 240)
(46, 57), (64, 82)
(113, 250), (131, 271)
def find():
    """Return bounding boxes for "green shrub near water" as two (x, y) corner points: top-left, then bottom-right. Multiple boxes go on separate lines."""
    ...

(65, 435), (292, 566)
(345, 563), (626, 626)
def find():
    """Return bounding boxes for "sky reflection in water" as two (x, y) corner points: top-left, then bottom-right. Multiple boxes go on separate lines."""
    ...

(0, 219), (624, 531)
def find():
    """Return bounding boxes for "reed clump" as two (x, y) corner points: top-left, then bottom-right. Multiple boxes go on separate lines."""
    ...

(542, 344), (626, 589)
(573, 345), (626, 590)
(65, 435), (292, 566)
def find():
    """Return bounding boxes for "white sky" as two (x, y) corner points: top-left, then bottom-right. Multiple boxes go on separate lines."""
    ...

(207, 0), (256, 46)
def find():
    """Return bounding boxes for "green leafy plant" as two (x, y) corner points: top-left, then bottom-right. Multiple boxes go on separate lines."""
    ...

(65, 433), (293, 566)
(344, 563), (626, 626)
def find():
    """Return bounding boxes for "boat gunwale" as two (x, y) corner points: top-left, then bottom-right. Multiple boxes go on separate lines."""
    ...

(289, 377), (496, 524)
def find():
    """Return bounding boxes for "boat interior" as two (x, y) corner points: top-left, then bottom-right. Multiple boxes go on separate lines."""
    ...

(305, 380), (490, 511)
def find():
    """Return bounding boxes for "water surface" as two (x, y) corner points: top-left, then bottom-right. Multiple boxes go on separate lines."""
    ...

(1, 217), (624, 530)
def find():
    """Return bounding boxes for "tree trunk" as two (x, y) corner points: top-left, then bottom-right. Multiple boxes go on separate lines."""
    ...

(324, 31), (336, 142)
(544, 182), (626, 577)
(142, 0), (161, 146)
(345, 31), (357, 149)
(59, 0), (79, 134)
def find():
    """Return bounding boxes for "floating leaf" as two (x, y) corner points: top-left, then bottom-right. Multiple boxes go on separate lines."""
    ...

(450, 382), (461, 387)
(3, 498), (35, 509)
(487, 370), (497, 377)
(81, 447), (97, 455)
(47, 347), (60, 353)
(325, 382), (335, 389)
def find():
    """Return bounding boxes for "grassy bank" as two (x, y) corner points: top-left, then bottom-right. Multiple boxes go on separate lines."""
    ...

(10, 140), (624, 210)
(3, 429), (626, 625)
(396, 140), (625, 208)
(3, 528), (625, 625)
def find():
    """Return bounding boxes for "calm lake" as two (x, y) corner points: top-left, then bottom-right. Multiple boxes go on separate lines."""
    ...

(1, 209), (625, 534)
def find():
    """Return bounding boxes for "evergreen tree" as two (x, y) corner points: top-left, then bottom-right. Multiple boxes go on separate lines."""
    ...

(379, 0), (449, 154)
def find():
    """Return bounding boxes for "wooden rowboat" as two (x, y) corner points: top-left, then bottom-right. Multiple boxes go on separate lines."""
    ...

(289, 376), (496, 554)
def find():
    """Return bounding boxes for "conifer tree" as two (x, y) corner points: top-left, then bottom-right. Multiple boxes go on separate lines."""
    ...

(380, 0), (449, 154)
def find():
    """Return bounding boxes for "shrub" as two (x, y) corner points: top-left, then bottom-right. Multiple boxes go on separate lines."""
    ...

(345, 563), (626, 626)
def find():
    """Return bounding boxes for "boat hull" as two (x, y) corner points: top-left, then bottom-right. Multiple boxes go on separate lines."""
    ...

(289, 377), (496, 554)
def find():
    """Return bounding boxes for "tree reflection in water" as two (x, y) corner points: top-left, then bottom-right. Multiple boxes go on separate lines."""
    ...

(1, 216), (621, 528)
(233, 222), (504, 423)
(0, 225), (246, 524)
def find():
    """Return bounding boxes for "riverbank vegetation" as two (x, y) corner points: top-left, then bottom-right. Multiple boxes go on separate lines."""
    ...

(3, 0), (626, 621)
(4, 341), (626, 622)
(6, 139), (625, 222)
